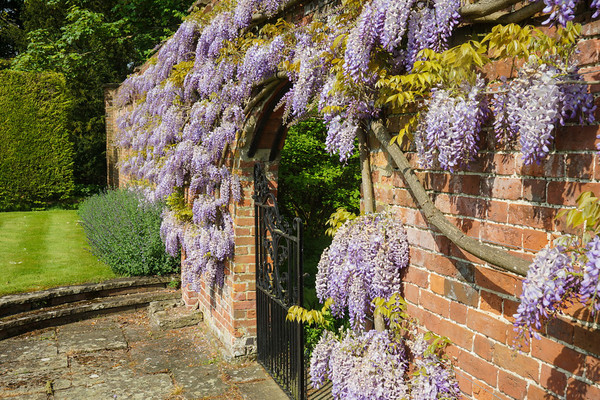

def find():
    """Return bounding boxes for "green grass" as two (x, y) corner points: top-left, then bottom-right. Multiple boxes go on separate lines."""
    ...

(0, 210), (116, 295)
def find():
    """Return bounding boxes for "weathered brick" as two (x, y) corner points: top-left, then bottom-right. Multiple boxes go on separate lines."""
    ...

(540, 363), (567, 395)
(527, 383), (560, 400)
(419, 289), (450, 318)
(439, 318), (474, 350)
(474, 334), (495, 362)
(467, 308), (508, 343)
(498, 370), (527, 400)
(487, 200), (509, 224)
(430, 273), (445, 295)
(531, 336), (585, 375)
(405, 266), (429, 288)
(493, 343), (539, 381)
(522, 229), (549, 252)
(573, 322), (600, 357)
(575, 38), (600, 65)
(457, 349), (498, 387)
(565, 153), (594, 179)
(445, 279), (479, 307)
(545, 317), (574, 345)
(474, 266), (520, 296)
(555, 125), (600, 151)
(450, 302), (469, 328)
(507, 204), (555, 230)
(480, 290), (503, 316)
(566, 377), (600, 400)
(521, 178), (547, 202)
(491, 153), (515, 175)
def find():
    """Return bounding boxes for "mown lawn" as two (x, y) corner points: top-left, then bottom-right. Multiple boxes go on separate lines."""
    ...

(0, 210), (115, 295)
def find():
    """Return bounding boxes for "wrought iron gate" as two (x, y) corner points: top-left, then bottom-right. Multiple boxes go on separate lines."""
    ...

(253, 163), (305, 400)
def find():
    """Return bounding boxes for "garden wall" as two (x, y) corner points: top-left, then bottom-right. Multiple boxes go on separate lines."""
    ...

(104, 5), (600, 399)
(365, 20), (600, 400)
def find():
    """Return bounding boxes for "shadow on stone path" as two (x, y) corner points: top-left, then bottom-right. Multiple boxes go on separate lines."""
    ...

(0, 309), (289, 399)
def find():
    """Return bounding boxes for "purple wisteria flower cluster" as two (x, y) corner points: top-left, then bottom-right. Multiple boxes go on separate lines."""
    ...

(309, 328), (460, 400)
(315, 212), (409, 329)
(491, 58), (595, 166)
(415, 76), (488, 171)
(514, 234), (600, 345)
(513, 245), (577, 342)
(312, 0), (461, 162)
(116, 0), (288, 288)
(580, 236), (600, 314)
(538, 0), (600, 26)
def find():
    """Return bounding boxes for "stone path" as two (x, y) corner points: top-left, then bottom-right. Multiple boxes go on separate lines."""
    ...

(0, 309), (289, 399)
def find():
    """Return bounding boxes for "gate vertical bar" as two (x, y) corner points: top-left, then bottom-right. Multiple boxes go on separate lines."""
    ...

(295, 217), (305, 400)
(253, 163), (306, 400)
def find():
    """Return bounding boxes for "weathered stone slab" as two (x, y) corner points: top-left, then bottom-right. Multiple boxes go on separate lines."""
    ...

(171, 364), (229, 399)
(0, 363), (71, 396)
(237, 377), (290, 400)
(57, 320), (126, 353)
(128, 336), (209, 374)
(0, 329), (57, 364)
(53, 372), (174, 400)
(224, 362), (269, 383)
(149, 300), (203, 331)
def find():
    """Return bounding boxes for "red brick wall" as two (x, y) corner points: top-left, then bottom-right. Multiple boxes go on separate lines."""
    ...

(181, 154), (270, 357)
(367, 24), (600, 400)
(180, 90), (285, 357)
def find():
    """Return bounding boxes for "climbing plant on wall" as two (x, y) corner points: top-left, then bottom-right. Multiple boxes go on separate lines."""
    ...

(115, 0), (599, 368)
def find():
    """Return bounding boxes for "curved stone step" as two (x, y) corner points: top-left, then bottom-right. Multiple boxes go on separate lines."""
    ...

(0, 275), (179, 318)
(0, 289), (180, 340)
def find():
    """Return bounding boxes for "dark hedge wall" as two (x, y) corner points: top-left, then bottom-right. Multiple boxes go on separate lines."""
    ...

(0, 70), (74, 210)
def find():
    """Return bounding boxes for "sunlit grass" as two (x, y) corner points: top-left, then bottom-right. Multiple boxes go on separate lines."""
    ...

(0, 210), (115, 295)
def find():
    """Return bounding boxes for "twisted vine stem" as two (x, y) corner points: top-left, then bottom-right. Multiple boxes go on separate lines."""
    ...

(369, 119), (530, 276)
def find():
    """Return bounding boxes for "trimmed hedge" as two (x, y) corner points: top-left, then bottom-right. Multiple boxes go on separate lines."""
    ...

(79, 189), (180, 276)
(0, 70), (74, 210)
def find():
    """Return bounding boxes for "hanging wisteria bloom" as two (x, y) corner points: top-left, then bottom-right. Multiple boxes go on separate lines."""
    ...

(416, 77), (488, 171)
(315, 212), (409, 329)
(309, 327), (460, 400)
(513, 245), (577, 342)
(581, 236), (600, 314)
(492, 58), (595, 166)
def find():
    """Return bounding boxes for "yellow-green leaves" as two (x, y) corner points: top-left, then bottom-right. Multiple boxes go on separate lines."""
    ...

(287, 298), (334, 328)
(169, 61), (195, 87)
(325, 208), (358, 237)
(557, 191), (600, 241)
(166, 188), (193, 222)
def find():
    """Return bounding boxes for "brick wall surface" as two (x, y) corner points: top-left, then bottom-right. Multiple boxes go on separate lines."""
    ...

(105, 9), (600, 398)
(366, 22), (600, 400)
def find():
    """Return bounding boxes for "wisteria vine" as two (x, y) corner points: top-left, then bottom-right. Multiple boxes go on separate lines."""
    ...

(115, 0), (598, 305)
(115, 0), (466, 288)
(296, 213), (460, 399)
(316, 213), (410, 329)
(514, 193), (600, 344)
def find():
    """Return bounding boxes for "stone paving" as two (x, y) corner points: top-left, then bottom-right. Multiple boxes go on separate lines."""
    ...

(0, 309), (289, 400)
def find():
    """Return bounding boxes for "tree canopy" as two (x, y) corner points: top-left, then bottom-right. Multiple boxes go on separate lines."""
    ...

(6, 0), (191, 186)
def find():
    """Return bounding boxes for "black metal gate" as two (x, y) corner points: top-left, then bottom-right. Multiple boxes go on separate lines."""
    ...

(253, 163), (305, 400)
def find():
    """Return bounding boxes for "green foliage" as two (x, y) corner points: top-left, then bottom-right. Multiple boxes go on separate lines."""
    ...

(0, 70), (74, 211)
(288, 298), (350, 356)
(11, 0), (190, 185)
(166, 188), (193, 222)
(375, 22), (583, 142)
(288, 293), (452, 358)
(557, 191), (600, 244)
(278, 119), (361, 237)
(78, 188), (180, 276)
(0, 0), (25, 59)
(325, 208), (358, 237)
(288, 298), (335, 328)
